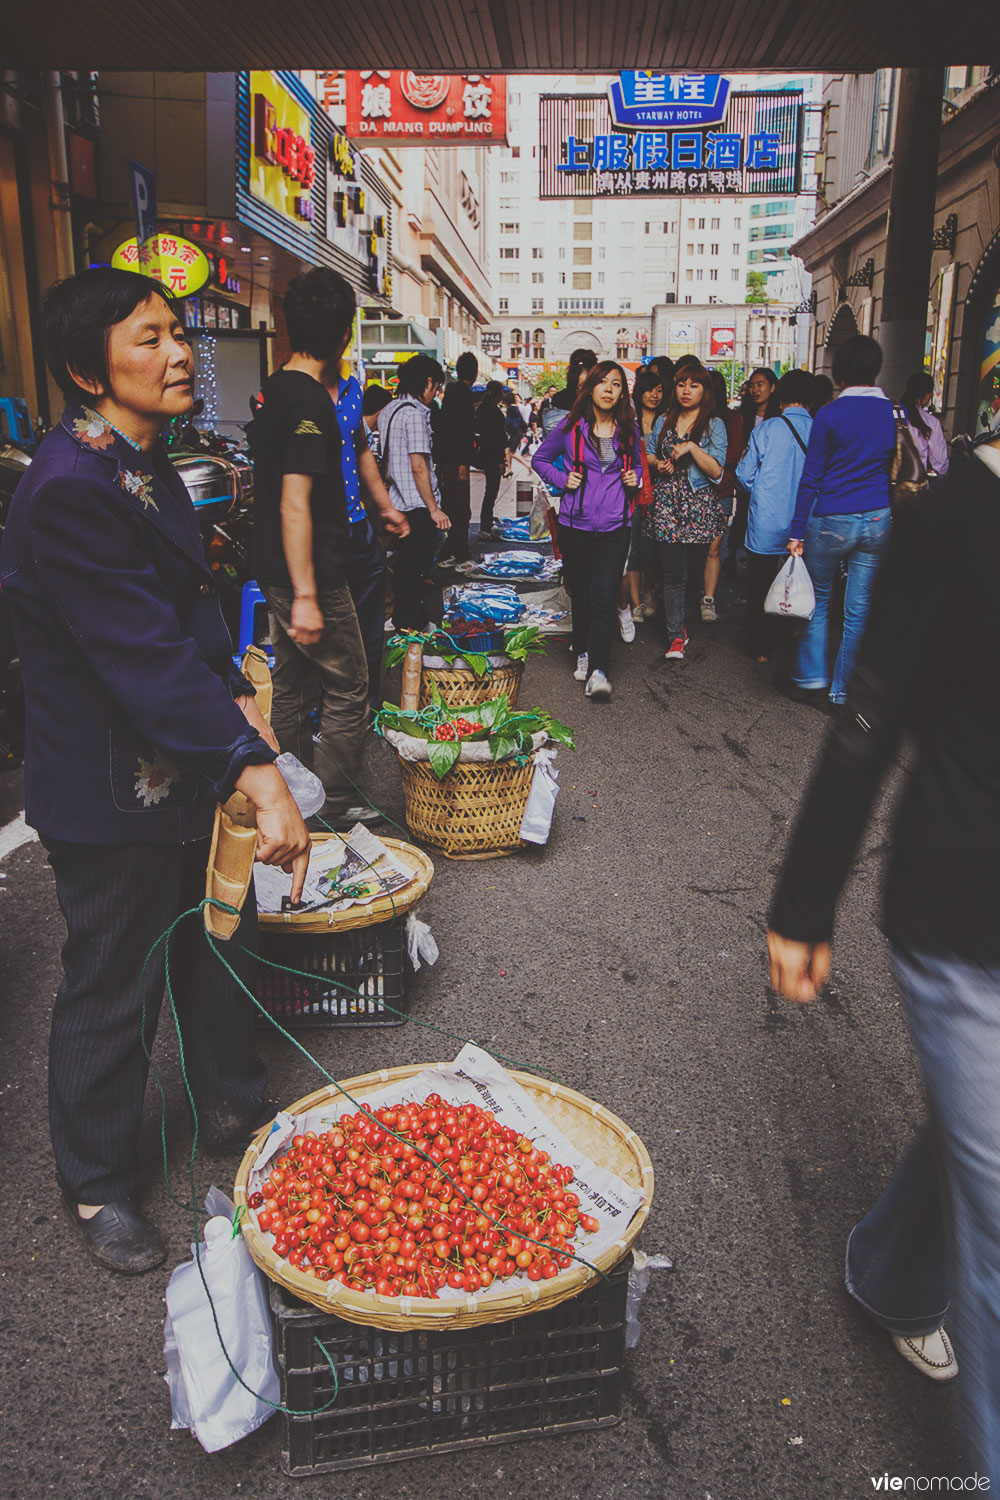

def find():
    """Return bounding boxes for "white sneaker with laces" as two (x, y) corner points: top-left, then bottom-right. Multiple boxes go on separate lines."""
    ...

(584, 670), (612, 700)
(889, 1327), (959, 1382)
(573, 653), (589, 681)
(618, 607), (636, 643)
(700, 595), (718, 622)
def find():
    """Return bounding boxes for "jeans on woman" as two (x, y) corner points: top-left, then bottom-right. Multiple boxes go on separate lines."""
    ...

(557, 522), (629, 676)
(845, 945), (1000, 1484)
(658, 541), (708, 640)
(793, 507), (891, 702)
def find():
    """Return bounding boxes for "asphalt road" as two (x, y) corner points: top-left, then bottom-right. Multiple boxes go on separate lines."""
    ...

(0, 589), (962, 1500)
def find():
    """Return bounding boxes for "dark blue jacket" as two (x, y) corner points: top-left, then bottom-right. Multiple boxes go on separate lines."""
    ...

(0, 401), (274, 844)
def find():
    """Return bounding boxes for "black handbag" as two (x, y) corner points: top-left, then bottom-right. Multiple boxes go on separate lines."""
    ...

(890, 404), (929, 507)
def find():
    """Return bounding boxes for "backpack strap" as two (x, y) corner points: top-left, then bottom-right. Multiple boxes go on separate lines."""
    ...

(780, 413), (809, 455)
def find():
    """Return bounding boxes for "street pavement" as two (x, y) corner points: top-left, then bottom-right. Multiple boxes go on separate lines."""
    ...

(0, 574), (962, 1500)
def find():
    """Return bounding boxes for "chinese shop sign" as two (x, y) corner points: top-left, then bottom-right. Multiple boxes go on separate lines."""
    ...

(249, 70), (316, 224)
(539, 90), (803, 198)
(111, 234), (210, 296)
(345, 72), (508, 143)
(608, 72), (732, 131)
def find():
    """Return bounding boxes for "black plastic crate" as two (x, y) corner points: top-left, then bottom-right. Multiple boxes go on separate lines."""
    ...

(256, 918), (410, 1028)
(269, 1255), (630, 1475)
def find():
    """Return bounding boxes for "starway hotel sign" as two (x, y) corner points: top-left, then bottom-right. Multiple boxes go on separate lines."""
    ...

(608, 72), (732, 131)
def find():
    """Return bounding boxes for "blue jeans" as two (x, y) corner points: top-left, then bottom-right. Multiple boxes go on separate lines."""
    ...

(793, 507), (891, 702)
(846, 945), (1000, 1482)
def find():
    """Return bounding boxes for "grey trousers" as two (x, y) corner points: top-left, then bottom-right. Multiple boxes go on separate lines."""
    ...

(263, 582), (370, 815)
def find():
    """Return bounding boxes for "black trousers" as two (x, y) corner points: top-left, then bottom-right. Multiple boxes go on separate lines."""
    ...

(479, 461), (503, 532)
(346, 517), (388, 710)
(745, 550), (789, 658)
(389, 509), (441, 630)
(45, 837), (267, 1203)
(557, 522), (630, 676)
(439, 464), (472, 561)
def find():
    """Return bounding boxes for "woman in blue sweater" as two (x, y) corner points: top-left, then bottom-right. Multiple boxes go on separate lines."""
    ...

(787, 335), (896, 706)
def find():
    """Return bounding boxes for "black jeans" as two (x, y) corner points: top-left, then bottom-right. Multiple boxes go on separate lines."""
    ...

(658, 541), (709, 640)
(479, 461), (503, 532)
(346, 517), (388, 711)
(745, 550), (789, 659)
(45, 837), (267, 1203)
(388, 508), (441, 630)
(263, 581), (370, 816)
(557, 522), (630, 677)
(439, 464), (472, 561)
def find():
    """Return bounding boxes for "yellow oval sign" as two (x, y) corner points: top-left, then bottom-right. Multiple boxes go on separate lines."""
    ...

(111, 234), (211, 297)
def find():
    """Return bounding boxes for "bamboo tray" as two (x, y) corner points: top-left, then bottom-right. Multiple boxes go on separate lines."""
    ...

(234, 1063), (654, 1331)
(258, 832), (434, 934)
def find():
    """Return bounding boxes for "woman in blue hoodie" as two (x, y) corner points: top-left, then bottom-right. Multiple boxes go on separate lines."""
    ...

(532, 361), (650, 701)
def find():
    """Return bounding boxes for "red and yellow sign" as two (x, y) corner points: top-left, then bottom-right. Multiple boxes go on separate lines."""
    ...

(345, 72), (507, 144)
(112, 234), (210, 297)
(250, 71), (316, 223)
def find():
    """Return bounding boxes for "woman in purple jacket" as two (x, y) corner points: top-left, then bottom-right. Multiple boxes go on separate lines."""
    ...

(532, 362), (649, 701)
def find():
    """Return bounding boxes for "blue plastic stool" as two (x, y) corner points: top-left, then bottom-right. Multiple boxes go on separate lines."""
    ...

(0, 397), (35, 453)
(237, 581), (274, 665)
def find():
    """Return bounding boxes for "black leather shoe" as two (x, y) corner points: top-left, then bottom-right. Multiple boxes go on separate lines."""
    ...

(61, 1194), (167, 1275)
(198, 1099), (277, 1156)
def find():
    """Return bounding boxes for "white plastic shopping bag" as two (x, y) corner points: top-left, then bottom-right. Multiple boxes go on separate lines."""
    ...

(519, 747), (560, 845)
(163, 1187), (279, 1452)
(764, 555), (816, 620)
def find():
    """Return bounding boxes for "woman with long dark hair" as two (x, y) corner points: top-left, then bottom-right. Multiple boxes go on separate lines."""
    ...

(727, 367), (780, 577)
(532, 360), (651, 700)
(618, 365), (666, 633)
(901, 372), (949, 477)
(644, 363), (727, 661)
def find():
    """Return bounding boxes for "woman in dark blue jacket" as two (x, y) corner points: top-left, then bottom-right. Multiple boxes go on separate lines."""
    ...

(0, 270), (309, 1273)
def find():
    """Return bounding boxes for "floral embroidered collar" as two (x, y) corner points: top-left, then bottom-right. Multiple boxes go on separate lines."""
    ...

(63, 403), (159, 512)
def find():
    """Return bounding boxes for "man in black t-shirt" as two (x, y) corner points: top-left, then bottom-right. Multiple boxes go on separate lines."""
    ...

(252, 269), (374, 828)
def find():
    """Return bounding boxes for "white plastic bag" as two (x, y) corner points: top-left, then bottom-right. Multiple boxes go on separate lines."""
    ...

(405, 912), (439, 971)
(275, 752), (326, 819)
(764, 555), (816, 620)
(163, 1187), (279, 1453)
(518, 747), (560, 845)
(625, 1248), (674, 1349)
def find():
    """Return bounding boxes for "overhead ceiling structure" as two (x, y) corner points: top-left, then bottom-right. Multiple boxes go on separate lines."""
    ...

(8, 0), (999, 71)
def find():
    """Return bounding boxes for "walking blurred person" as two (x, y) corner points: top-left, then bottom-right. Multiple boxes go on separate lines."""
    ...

(901, 372), (949, 477)
(475, 379), (508, 539)
(735, 369), (813, 662)
(532, 361), (650, 701)
(767, 431), (1000, 1481)
(644, 363), (727, 661)
(786, 334), (895, 707)
(436, 351), (478, 562)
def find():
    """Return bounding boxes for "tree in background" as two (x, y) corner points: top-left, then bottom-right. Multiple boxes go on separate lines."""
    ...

(745, 270), (770, 304)
(527, 362), (567, 399)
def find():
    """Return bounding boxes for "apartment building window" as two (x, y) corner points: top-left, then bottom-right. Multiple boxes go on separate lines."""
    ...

(500, 222), (519, 234)
(559, 272), (566, 284)
(498, 298), (508, 313)
(499, 197), (518, 211)
(696, 269), (703, 281)
(511, 146), (520, 158)
(619, 298), (631, 313)
(558, 247), (566, 260)
(684, 295), (692, 304)
(710, 269), (718, 281)
(687, 217), (695, 228)
(532, 328), (545, 358)
(573, 221), (592, 240)
(698, 217), (705, 229)
(697, 243), (704, 254)
(500, 247), (518, 259)
(557, 297), (605, 313)
(499, 272), (519, 284)
(732, 269), (741, 282)
(597, 246), (606, 259)
(685, 268), (693, 281)
(573, 247), (592, 265)
(686, 243), (694, 255)
(531, 247), (544, 259)
(621, 222), (635, 235)
(598, 221), (607, 235)
(510, 328), (523, 357)
(711, 217), (720, 229)
(573, 272), (592, 290)
(667, 270), (675, 285)
(531, 299), (543, 313)
(500, 172), (518, 184)
(597, 272), (605, 285)
(734, 217), (742, 228)
(573, 199), (593, 215)
(531, 272), (543, 284)
(733, 243), (740, 255)
(710, 244), (719, 255)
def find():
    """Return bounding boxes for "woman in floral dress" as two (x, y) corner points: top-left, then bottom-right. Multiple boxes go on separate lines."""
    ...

(644, 363), (728, 660)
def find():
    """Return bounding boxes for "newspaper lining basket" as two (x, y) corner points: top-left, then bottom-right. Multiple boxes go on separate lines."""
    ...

(399, 757), (535, 860)
(234, 1063), (654, 1332)
(418, 656), (523, 711)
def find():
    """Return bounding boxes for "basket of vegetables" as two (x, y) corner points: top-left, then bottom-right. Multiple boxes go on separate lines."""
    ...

(384, 624), (545, 711)
(375, 690), (574, 860)
(232, 1051), (654, 1331)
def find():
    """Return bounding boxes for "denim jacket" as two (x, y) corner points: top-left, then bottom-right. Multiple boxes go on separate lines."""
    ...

(651, 414), (728, 493)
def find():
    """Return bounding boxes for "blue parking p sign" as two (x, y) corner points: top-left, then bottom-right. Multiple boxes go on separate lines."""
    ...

(127, 159), (158, 249)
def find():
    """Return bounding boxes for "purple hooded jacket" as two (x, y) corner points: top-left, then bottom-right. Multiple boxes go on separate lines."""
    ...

(531, 419), (649, 533)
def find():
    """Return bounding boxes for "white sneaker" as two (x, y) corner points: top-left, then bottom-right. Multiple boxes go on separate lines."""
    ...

(573, 653), (589, 681)
(584, 669), (611, 700)
(618, 607), (636, 643)
(889, 1327), (959, 1382)
(700, 595), (717, 622)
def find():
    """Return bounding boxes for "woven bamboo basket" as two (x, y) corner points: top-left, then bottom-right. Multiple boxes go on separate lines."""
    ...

(205, 647), (275, 941)
(398, 757), (534, 860)
(234, 1062), (654, 1331)
(257, 833), (434, 933)
(418, 657), (523, 711)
